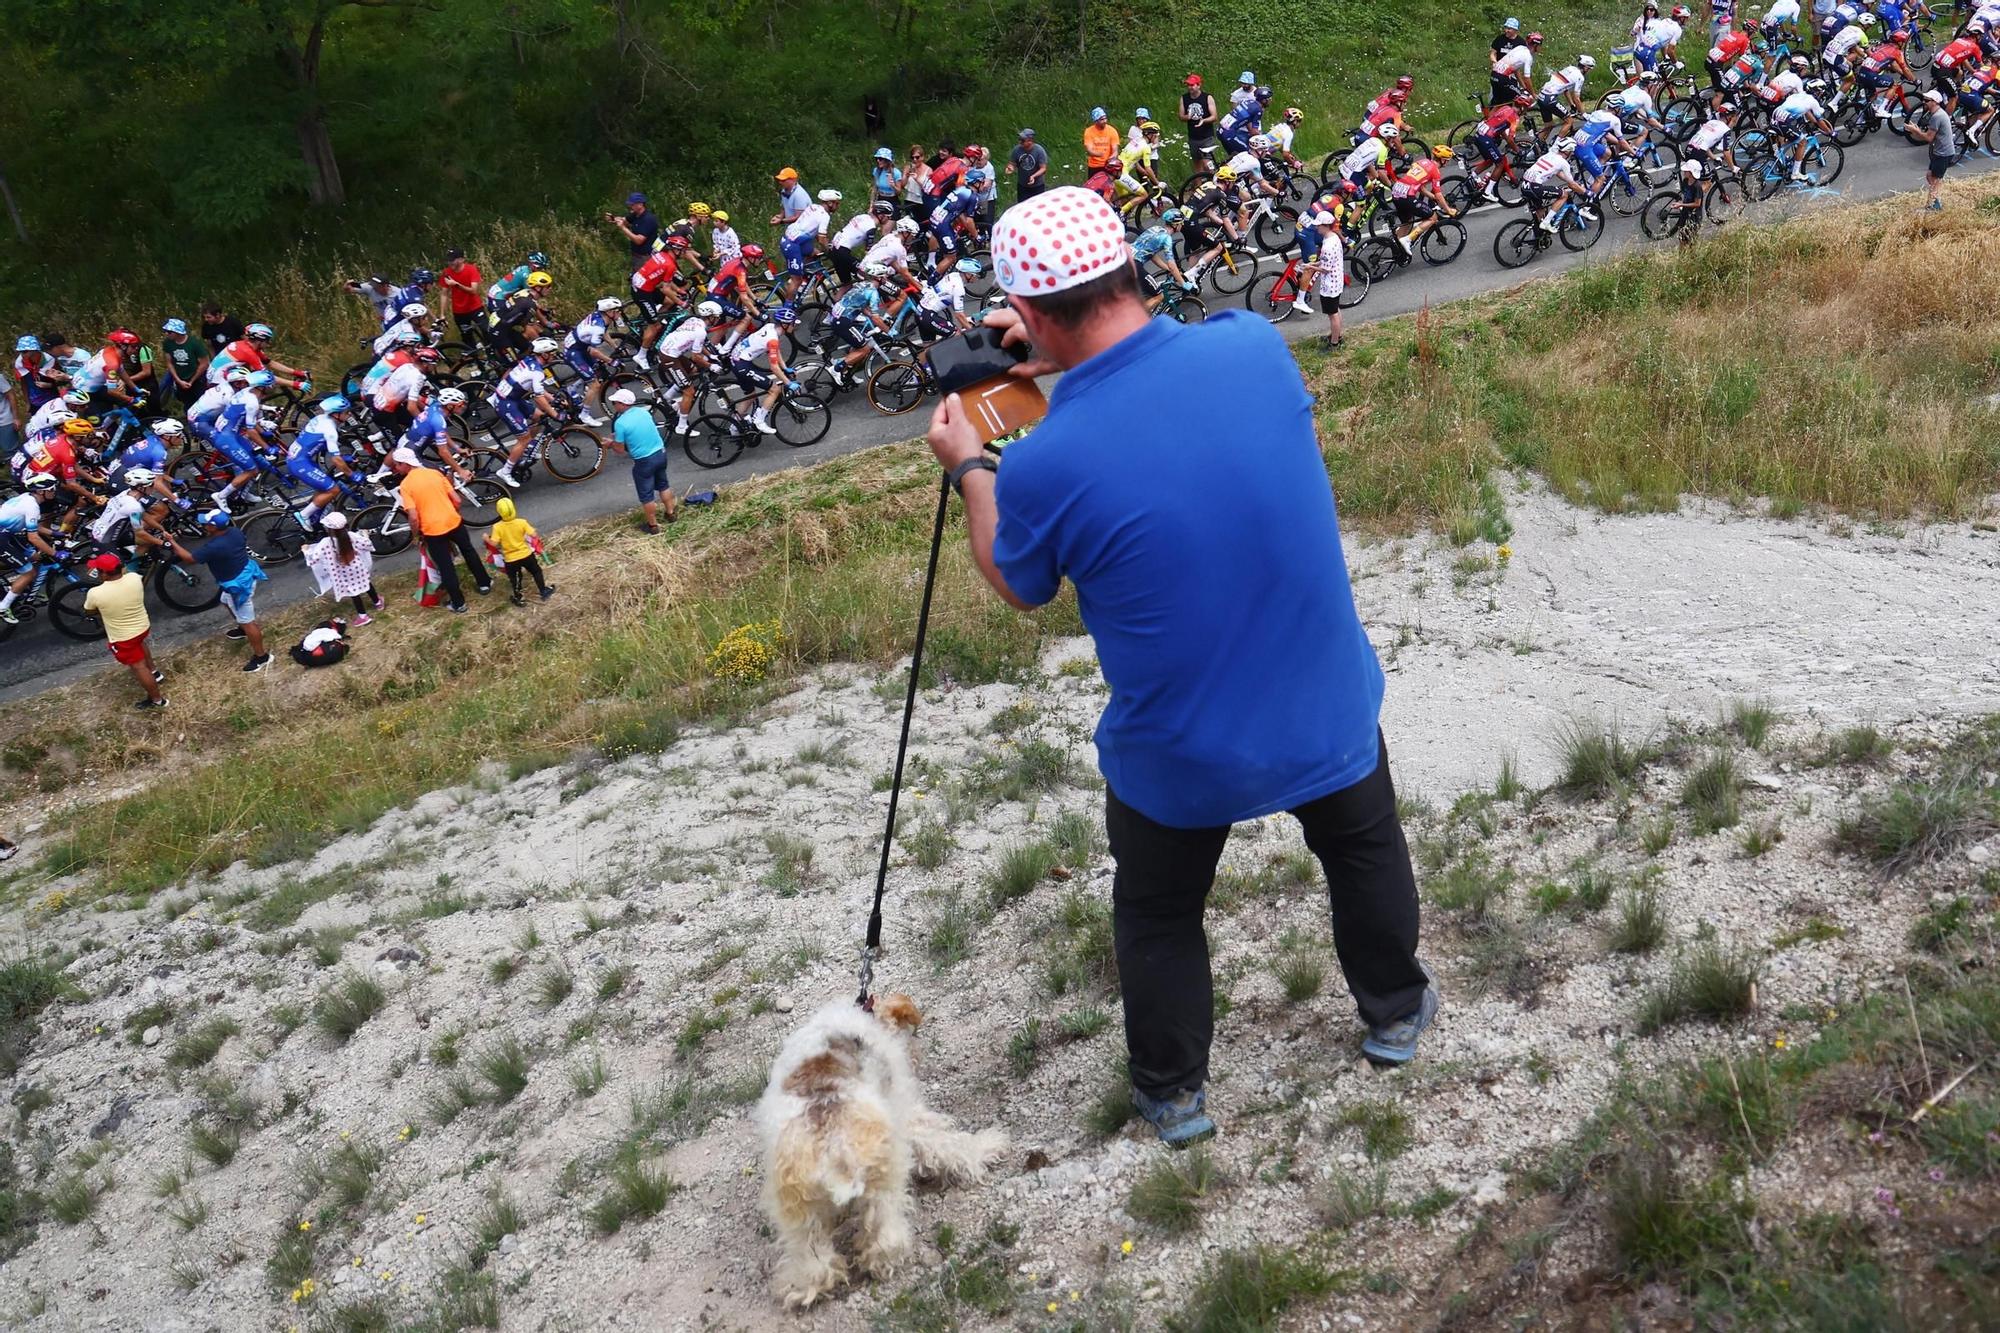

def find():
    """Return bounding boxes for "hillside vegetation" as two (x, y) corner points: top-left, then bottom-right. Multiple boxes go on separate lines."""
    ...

(3, 0), (1635, 352)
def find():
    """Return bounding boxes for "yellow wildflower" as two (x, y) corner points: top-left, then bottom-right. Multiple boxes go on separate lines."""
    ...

(1120, 1239), (1135, 1256)
(1046, 1302), (1060, 1314)
(1773, 1034), (1788, 1050)
(339, 1130), (351, 1141)
(352, 1257), (363, 1269)
(1069, 1291), (1081, 1302)
(415, 1213), (427, 1225)
(1497, 544), (1513, 563)
(298, 1220), (312, 1232)
(379, 1269), (394, 1282)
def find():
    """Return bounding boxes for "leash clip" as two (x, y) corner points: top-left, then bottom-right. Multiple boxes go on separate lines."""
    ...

(855, 945), (878, 1010)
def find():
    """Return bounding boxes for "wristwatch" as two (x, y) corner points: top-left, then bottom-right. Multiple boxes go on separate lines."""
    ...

(946, 456), (998, 495)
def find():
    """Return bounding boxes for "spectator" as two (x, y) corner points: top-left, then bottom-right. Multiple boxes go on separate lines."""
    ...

(1180, 74), (1220, 167)
(12, 335), (65, 409)
(901, 145), (930, 219)
(965, 144), (999, 229)
(924, 188), (1433, 1147)
(159, 319), (209, 413)
(607, 386), (677, 533)
(0, 363), (18, 456)
(1007, 128), (1050, 202)
(390, 446), (491, 613)
(1908, 90), (1955, 210)
(870, 147), (904, 210)
(1083, 107), (1121, 194)
(83, 553), (167, 708)
(771, 167), (811, 227)
(439, 249), (487, 347)
(608, 191), (660, 269)
(488, 497), (555, 604)
(198, 301), (245, 356)
(303, 511), (383, 624)
(164, 509), (271, 671)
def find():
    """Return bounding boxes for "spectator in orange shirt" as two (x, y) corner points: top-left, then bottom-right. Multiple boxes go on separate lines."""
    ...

(1083, 106), (1121, 201)
(390, 447), (492, 613)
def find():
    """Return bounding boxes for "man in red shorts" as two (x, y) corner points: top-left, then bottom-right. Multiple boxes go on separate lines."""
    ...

(82, 553), (166, 709)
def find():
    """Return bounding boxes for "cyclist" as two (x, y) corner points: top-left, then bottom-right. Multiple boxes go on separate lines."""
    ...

(1355, 85), (1410, 145)
(1763, 52), (1812, 101)
(1762, 0), (1804, 39)
(1538, 54), (1598, 126)
(1771, 81), (1835, 177)
(28, 419), (104, 510)
(1956, 58), (1998, 144)
(1817, 0), (1869, 43)
(106, 416), (182, 505)
(72, 329), (148, 415)
(1714, 36), (1772, 107)
(1933, 29), (1983, 101)
(187, 366), (249, 444)
(1613, 72), (1671, 135)
(916, 258), (982, 336)
(707, 242), (766, 352)
(492, 338), (564, 488)
(486, 251), (551, 307)
(1181, 74), (1221, 166)
(87, 469), (169, 558)
(208, 370), (279, 512)
(1683, 105), (1739, 171)
(827, 200), (890, 288)
(26, 391), (83, 441)
(864, 216), (922, 287)
(1217, 85), (1272, 154)
(1179, 172), (1243, 279)
(1707, 22), (1754, 86)
(400, 385), (471, 479)
(1389, 145), (1458, 257)
(628, 238), (690, 371)
(558, 297), (626, 428)
(1493, 29), (1542, 104)
(1131, 212), (1194, 316)
(1637, 6), (1690, 68)
(1268, 109), (1309, 176)
(0, 474), (65, 625)
(1115, 123), (1166, 217)
(1337, 123), (1402, 194)
(1857, 29), (1916, 117)
(373, 302), (434, 356)
(1523, 136), (1594, 230)
(1822, 10), (1874, 75)
(284, 397), (358, 530)
(660, 301), (726, 437)
(1469, 93), (1533, 201)
(209, 323), (309, 393)
(392, 268), (434, 316)
(489, 270), (554, 361)
(727, 305), (800, 436)
(777, 189), (835, 301)
(825, 264), (907, 387)
(924, 175), (983, 270)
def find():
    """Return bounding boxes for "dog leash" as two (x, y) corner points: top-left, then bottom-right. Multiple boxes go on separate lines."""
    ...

(858, 470), (955, 1010)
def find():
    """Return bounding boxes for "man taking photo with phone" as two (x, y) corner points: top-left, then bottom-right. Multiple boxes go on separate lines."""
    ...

(925, 186), (1436, 1148)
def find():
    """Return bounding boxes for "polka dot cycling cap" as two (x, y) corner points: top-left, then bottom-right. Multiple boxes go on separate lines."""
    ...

(991, 187), (1129, 297)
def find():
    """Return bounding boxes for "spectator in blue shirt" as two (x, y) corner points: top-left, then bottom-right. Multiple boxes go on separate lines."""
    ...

(608, 388), (676, 532)
(925, 188), (1435, 1147)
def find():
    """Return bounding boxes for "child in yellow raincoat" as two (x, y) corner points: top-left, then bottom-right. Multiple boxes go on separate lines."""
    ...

(486, 497), (556, 606)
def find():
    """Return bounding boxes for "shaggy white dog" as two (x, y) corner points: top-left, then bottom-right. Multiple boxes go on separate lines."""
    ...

(755, 993), (1009, 1308)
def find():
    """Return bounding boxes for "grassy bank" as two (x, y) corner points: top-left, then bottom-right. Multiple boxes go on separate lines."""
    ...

(7, 180), (2000, 901)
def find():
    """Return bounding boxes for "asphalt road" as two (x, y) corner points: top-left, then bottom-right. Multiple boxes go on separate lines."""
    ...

(2, 132), (1987, 704)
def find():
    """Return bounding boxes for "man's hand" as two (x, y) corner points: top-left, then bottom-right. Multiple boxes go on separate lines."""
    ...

(926, 393), (986, 472)
(975, 307), (1061, 380)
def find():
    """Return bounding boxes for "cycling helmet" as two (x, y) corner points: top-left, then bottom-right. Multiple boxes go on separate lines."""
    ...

(742, 242), (768, 258)
(13, 335), (39, 352)
(1396, 75), (1415, 90)
(247, 370), (276, 388)
(527, 251), (549, 268)
(965, 168), (990, 184)
(665, 235), (690, 251)
(23, 472), (57, 489)
(1555, 135), (1578, 152)
(861, 261), (892, 279)
(526, 270), (554, 287)
(1890, 27), (1909, 41)
(1249, 133), (1274, 150)
(153, 418), (184, 437)
(1255, 84), (1273, 100)
(1284, 106), (1304, 123)
(1378, 122), (1401, 137)
(1336, 179), (1361, 196)
(318, 395), (349, 414)
(412, 347), (440, 364)
(395, 331), (424, 347)
(530, 337), (559, 355)
(124, 467), (158, 487)
(1159, 208), (1186, 225)
(895, 218), (920, 234)
(696, 300), (724, 319)
(1433, 144), (1457, 161)
(596, 296), (624, 313)
(1605, 90), (1628, 107)
(871, 199), (895, 215)
(1140, 119), (1161, 133)
(1579, 54), (1597, 68)
(438, 387), (467, 407)
(1215, 165), (1239, 182)
(1791, 53), (1810, 67)
(224, 365), (252, 384)
(400, 302), (428, 318)
(689, 200), (713, 216)
(817, 188), (843, 203)
(1389, 89), (1410, 103)
(1671, 4), (1691, 17)
(770, 304), (800, 325)
(1526, 30), (1544, 43)
(408, 268), (434, 286)
(955, 258), (984, 276)
(1514, 91), (1535, 106)
(1639, 68), (1663, 83)
(1858, 10), (1875, 22)
(63, 389), (92, 408)
(161, 319), (188, 336)
(107, 329), (141, 347)
(246, 323), (274, 340)
(62, 418), (94, 437)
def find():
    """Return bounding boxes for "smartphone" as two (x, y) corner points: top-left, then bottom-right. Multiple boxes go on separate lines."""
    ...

(928, 326), (1047, 444)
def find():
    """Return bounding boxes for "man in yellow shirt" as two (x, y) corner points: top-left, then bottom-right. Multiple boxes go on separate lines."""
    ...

(82, 553), (166, 709)
(1082, 107), (1121, 201)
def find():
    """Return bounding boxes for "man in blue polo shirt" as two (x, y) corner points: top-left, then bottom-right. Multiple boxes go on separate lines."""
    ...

(926, 187), (1434, 1147)
(607, 388), (677, 533)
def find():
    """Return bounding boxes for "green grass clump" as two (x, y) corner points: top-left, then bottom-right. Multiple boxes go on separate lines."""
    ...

(477, 1038), (533, 1104)
(925, 894), (984, 969)
(1682, 751), (1743, 834)
(1273, 951), (1326, 1003)
(1057, 1006), (1111, 1041)
(189, 1121), (241, 1168)
(900, 819), (955, 871)
(1317, 1167), (1389, 1230)
(1005, 1018), (1042, 1078)
(1428, 848), (1512, 918)
(423, 1072), (484, 1128)
(1127, 1145), (1219, 1235)
(1636, 941), (1760, 1034)
(1838, 721), (1999, 872)
(586, 1156), (676, 1235)
(1908, 897), (1976, 954)
(313, 970), (387, 1042)
(1556, 718), (1645, 799)
(1609, 886), (1668, 954)
(985, 840), (1058, 907)
(1334, 1101), (1413, 1162)
(321, 1140), (385, 1209)
(265, 1217), (317, 1291)
(1818, 724), (1892, 767)
(165, 1015), (241, 1071)
(1168, 1246), (1346, 1333)
(531, 964), (575, 1009)
(761, 831), (817, 897)
(47, 1173), (102, 1226)
(1048, 809), (1105, 866)
(1605, 1148), (1751, 1281)
(249, 871), (350, 930)
(1726, 699), (1779, 751)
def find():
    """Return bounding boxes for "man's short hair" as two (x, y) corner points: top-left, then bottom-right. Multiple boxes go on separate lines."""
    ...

(1011, 261), (1143, 331)
(200, 301), (224, 316)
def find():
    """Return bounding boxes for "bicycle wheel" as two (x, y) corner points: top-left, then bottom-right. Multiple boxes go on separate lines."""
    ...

(150, 559), (221, 614)
(787, 302), (828, 359)
(541, 426), (606, 482)
(1337, 255), (1370, 308)
(349, 504), (413, 558)
(865, 362), (929, 415)
(48, 581), (104, 641)
(1493, 170), (1527, 209)
(1704, 172), (1746, 225)
(238, 508), (308, 567)
(1639, 190), (1684, 240)
(1559, 203), (1606, 251)
(772, 394), (832, 448)
(1208, 249), (1260, 295)
(456, 478), (508, 528)
(1635, 140), (1682, 187)
(607, 369), (658, 408)
(1418, 220), (1467, 266)
(1352, 238), (1400, 283)
(1662, 97), (1704, 142)
(1802, 139), (1844, 187)
(1493, 218), (1542, 269)
(1246, 267), (1304, 322)
(1441, 176), (1476, 215)
(790, 359), (843, 406)
(1443, 116), (1483, 148)
(684, 416), (745, 469)
(1831, 102), (1870, 147)
(1604, 171), (1648, 218)
(1253, 206), (1300, 253)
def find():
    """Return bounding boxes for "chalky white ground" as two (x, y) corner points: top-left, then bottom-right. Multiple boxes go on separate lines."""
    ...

(6, 488), (1994, 1330)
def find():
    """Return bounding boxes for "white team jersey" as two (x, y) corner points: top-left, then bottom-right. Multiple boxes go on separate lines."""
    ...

(373, 319), (422, 356)
(1582, 108), (1624, 136)
(830, 213), (878, 251)
(1641, 17), (1684, 46)
(782, 205), (829, 243)
(1689, 118), (1731, 149)
(862, 234), (908, 271)
(1619, 87), (1659, 117)
(1825, 25), (1865, 57)
(1494, 44), (1535, 78)
(1524, 151), (1575, 185)
(88, 493), (146, 545)
(731, 323), (784, 366)
(919, 272), (967, 314)
(1339, 141), (1386, 176)
(1268, 122), (1296, 154)
(189, 384), (233, 421)
(1764, 0), (1801, 20)
(1776, 91), (1825, 117)
(1541, 65), (1586, 96)
(0, 494), (40, 533)
(1226, 149), (1263, 177)
(494, 359), (545, 400)
(1769, 70), (1806, 95)
(566, 313), (609, 352)
(371, 361), (428, 410)
(660, 320), (710, 360)
(25, 399), (69, 437)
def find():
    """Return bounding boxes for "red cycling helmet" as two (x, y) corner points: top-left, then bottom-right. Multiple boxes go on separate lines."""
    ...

(1670, 4), (1691, 18)
(1336, 180), (1360, 196)
(413, 347), (441, 363)
(1890, 27), (1909, 41)
(1388, 89), (1410, 104)
(740, 243), (765, 260)
(1527, 30), (1545, 43)
(1395, 75), (1414, 89)
(1513, 91), (1535, 106)
(106, 329), (141, 347)
(666, 235), (691, 250)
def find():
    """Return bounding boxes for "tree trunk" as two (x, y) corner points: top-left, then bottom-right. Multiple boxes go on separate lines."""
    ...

(296, 111), (346, 206)
(1077, 0), (1085, 56)
(0, 160), (28, 247)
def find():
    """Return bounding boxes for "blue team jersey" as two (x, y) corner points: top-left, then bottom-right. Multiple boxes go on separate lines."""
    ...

(1131, 227), (1175, 262)
(930, 188), (977, 226)
(834, 285), (883, 320)
(218, 391), (259, 433)
(289, 413), (340, 462)
(404, 403), (446, 448)
(110, 435), (169, 472)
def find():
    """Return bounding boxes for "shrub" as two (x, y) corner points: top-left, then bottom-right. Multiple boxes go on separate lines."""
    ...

(1556, 717), (1644, 798)
(313, 971), (387, 1042)
(1127, 1145), (1219, 1235)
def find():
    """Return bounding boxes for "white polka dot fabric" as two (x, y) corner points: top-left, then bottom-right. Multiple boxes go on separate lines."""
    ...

(992, 186), (1131, 297)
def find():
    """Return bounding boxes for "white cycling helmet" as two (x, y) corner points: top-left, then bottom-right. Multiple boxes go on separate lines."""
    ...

(1858, 11), (1875, 23)
(1555, 135), (1579, 153)
(595, 296), (624, 313)
(44, 406), (72, 424)
(224, 365), (252, 384)
(895, 217), (920, 234)
(1578, 54), (1597, 68)
(1249, 133), (1274, 150)
(153, 418), (185, 437)
(124, 467), (159, 486)
(63, 389), (92, 408)
(23, 472), (57, 489)
(1605, 91), (1628, 108)
(1378, 122), (1401, 138)
(530, 337), (560, 355)
(817, 188), (844, 203)
(438, 387), (467, 407)
(696, 300), (724, 319)
(400, 302), (428, 318)
(861, 261), (892, 279)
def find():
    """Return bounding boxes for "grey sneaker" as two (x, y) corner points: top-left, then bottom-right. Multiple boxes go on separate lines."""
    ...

(1131, 1086), (1217, 1148)
(1362, 966), (1439, 1066)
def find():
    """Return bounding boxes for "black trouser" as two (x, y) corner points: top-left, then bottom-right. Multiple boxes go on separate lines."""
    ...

(347, 588), (378, 615)
(1106, 731), (1425, 1100)
(453, 310), (487, 348)
(505, 554), (548, 599)
(422, 522), (490, 608)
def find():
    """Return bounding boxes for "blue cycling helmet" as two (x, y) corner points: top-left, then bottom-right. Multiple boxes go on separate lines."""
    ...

(161, 318), (188, 336)
(955, 258), (984, 277)
(874, 146), (894, 161)
(245, 322), (274, 340)
(770, 304), (800, 325)
(408, 267), (434, 286)
(965, 168), (989, 184)
(320, 395), (350, 414)
(527, 251), (549, 268)
(247, 370), (276, 388)
(13, 335), (39, 352)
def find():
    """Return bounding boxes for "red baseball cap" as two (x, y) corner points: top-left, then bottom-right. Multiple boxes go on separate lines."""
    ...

(87, 553), (122, 575)
(1185, 73), (1202, 85)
